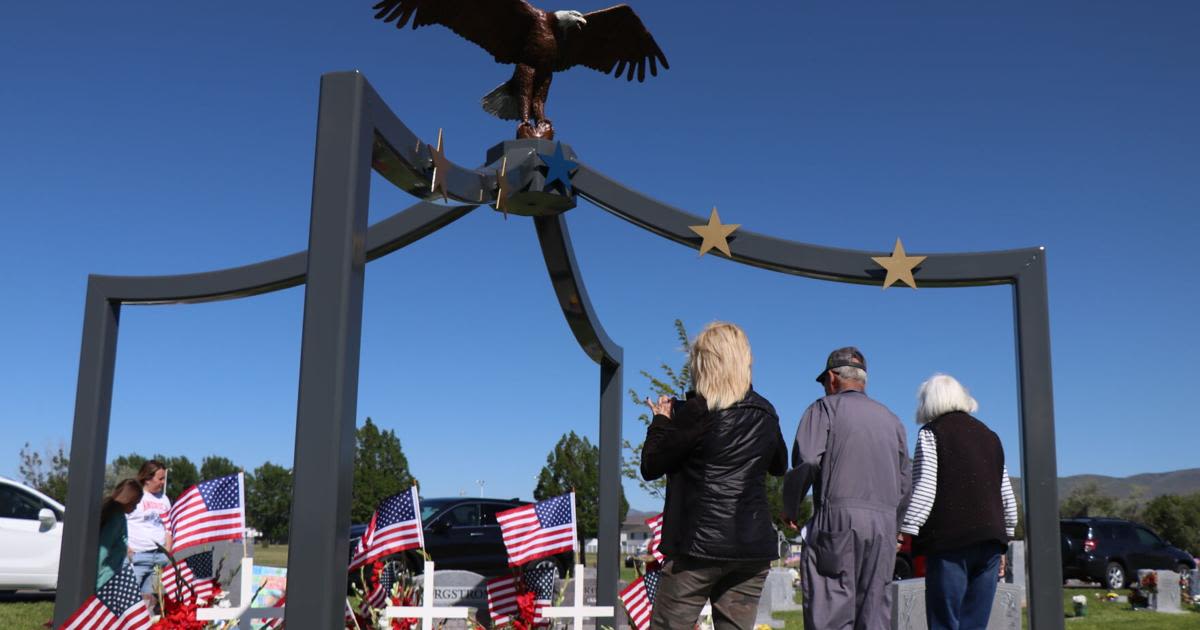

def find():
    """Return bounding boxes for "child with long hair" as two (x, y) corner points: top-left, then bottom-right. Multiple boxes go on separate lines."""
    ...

(98, 478), (143, 589)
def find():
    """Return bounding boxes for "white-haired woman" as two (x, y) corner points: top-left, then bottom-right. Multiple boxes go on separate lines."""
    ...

(640, 321), (787, 630)
(900, 374), (1018, 630)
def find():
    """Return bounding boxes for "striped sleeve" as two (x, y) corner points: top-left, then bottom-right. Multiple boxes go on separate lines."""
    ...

(1001, 464), (1018, 538)
(900, 428), (938, 536)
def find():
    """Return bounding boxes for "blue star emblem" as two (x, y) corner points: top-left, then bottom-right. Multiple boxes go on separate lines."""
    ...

(538, 142), (578, 194)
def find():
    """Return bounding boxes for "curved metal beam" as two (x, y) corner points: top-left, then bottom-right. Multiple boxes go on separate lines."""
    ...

(362, 77), (501, 205)
(573, 164), (1041, 287)
(533, 214), (622, 365)
(91, 200), (477, 304)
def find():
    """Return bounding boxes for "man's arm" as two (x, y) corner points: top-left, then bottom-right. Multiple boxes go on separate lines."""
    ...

(896, 421), (912, 529)
(782, 402), (829, 521)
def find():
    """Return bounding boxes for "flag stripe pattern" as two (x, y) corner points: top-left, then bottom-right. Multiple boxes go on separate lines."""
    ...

(161, 550), (216, 604)
(363, 562), (397, 611)
(619, 569), (661, 630)
(486, 567), (557, 627)
(61, 563), (152, 630)
(168, 472), (246, 554)
(645, 513), (664, 562)
(496, 492), (576, 567)
(349, 487), (424, 571)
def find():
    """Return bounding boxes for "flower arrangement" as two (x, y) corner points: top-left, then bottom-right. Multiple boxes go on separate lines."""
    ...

(1139, 571), (1158, 594)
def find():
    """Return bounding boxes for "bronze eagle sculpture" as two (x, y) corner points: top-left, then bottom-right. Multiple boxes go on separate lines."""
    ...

(372, 0), (669, 139)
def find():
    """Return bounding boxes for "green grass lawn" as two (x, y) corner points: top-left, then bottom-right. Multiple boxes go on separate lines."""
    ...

(255, 542), (289, 568)
(0, 599), (54, 630)
(768, 586), (1200, 630)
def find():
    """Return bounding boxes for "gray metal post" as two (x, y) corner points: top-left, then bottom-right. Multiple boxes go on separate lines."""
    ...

(1013, 249), (1063, 630)
(285, 71), (372, 629)
(597, 357), (623, 622)
(54, 281), (121, 626)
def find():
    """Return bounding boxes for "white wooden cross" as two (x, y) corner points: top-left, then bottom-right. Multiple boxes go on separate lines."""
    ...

(541, 564), (615, 630)
(383, 561), (470, 630)
(195, 556), (286, 629)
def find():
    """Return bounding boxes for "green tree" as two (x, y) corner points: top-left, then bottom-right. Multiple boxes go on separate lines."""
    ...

(106, 453), (199, 500)
(352, 418), (415, 523)
(1140, 492), (1200, 556)
(200, 455), (240, 481)
(535, 431), (629, 565)
(159, 455), (199, 500)
(247, 462), (293, 544)
(19, 442), (70, 504)
(1058, 482), (1140, 520)
(622, 319), (691, 501)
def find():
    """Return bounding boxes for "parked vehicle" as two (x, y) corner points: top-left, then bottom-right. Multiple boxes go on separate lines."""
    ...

(1060, 517), (1196, 590)
(350, 497), (572, 578)
(0, 477), (65, 592)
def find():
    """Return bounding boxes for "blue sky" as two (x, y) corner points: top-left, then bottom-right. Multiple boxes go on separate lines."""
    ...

(3, 2), (1197, 513)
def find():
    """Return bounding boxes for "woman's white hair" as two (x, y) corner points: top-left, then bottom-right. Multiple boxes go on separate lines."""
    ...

(689, 321), (752, 412)
(915, 373), (979, 425)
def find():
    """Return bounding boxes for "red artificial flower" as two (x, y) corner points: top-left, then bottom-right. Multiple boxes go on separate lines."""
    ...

(516, 590), (538, 628)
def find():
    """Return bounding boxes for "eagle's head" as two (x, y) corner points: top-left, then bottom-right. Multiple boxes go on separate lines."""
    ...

(553, 10), (587, 31)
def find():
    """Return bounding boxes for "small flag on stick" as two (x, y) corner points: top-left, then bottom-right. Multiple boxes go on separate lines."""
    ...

(496, 492), (576, 567)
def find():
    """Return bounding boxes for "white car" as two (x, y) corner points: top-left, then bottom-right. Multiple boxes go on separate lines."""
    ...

(0, 476), (64, 591)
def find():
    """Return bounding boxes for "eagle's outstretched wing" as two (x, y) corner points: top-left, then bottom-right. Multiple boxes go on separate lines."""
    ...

(555, 4), (669, 81)
(372, 0), (540, 65)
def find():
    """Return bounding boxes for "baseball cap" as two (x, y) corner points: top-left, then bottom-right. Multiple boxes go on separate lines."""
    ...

(815, 347), (867, 383)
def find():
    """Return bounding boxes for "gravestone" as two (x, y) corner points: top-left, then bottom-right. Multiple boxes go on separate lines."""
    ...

(417, 570), (489, 629)
(559, 567), (632, 629)
(1005, 541), (1027, 606)
(986, 582), (1023, 630)
(889, 579), (927, 630)
(888, 579), (1023, 630)
(1189, 569), (1199, 599)
(1142, 570), (1182, 614)
(754, 568), (801, 628)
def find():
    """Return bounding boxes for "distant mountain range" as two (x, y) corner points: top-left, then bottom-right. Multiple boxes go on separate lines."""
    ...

(1012, 468), (1200, 501)
(628, 469), (1200, 514)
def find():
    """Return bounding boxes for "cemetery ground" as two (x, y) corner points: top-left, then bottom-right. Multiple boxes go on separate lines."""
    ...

(5, 584), (1197, 629)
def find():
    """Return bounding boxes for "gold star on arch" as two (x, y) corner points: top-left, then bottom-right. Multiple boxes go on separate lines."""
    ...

(494, 156), (513, 219)
(428, 128), (451, 202)
(689, 207), (740, 257)
(871, 238), (927, 289)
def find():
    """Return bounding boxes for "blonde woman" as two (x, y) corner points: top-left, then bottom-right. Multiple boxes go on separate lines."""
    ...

(899, 374), (1018, 630)
(641, 321), (787, 630)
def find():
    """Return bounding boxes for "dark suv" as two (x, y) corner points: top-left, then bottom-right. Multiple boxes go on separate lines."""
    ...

(1060, 517), (1195, 590)
(350, 497), (572, 578)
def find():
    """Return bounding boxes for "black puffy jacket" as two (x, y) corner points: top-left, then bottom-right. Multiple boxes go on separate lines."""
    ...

(641, 389), (788, 561)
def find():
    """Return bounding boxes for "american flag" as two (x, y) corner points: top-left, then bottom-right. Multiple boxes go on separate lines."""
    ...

(486, 567), (557, 627)
(645, 513), (664, 562)
(496, 493), (576, 567)
(362, 561), (398, 612)
(349, 487), (424, 571)
(161, 550), (217, 604)
(168, 472), (246, 554)
(60, 563), (152, 630)
(618, 569), (661, 630)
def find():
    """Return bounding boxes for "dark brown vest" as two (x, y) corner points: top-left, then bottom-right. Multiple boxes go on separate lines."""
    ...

(914, 411), (1009, 556)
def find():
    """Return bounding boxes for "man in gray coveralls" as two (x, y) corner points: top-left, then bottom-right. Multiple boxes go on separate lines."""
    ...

(783, 347), (911, 630)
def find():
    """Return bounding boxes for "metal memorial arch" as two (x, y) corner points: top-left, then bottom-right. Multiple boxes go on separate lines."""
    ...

(55, 71), (1063, 630)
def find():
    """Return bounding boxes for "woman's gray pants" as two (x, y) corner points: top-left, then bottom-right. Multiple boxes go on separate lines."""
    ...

(651, 556), (770, 629)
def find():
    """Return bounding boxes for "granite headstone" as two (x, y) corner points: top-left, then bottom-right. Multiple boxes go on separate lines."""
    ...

(1149, 570), (1183, 614)
(416, 570), (490, 629)
(888, 578), (1024, 630)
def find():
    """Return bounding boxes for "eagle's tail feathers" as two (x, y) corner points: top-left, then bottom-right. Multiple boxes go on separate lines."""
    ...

(481, 80), (521, 121)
